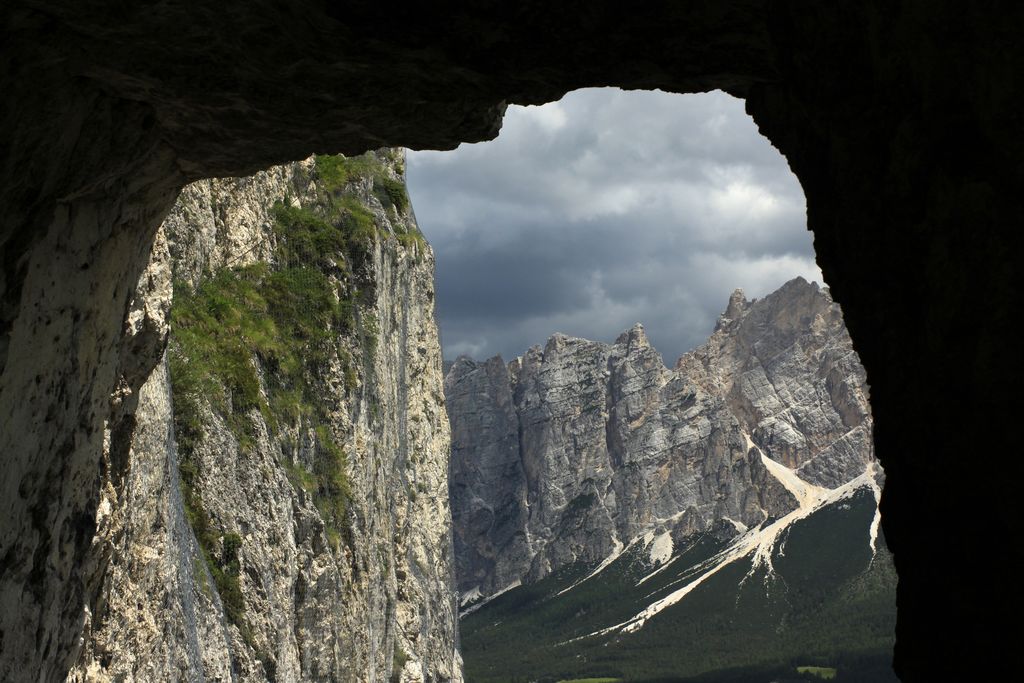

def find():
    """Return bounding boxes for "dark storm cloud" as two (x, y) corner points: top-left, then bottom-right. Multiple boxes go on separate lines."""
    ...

(406, 88), (822, 362)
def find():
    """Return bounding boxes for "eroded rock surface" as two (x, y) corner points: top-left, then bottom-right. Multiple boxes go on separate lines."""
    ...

(448, 279), (873, 598)
(67, 151), (460, 683)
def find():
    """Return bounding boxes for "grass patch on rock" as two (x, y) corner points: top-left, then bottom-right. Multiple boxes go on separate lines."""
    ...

(168, 151), (419, 634)
(797, 665), (838, 680)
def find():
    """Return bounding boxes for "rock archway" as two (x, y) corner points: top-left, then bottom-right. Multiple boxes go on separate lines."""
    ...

(2, 2), (1021, 680)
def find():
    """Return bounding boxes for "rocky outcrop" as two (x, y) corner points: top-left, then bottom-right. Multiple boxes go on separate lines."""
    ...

(67, 151), (461, 682)
(448, 278), (874, 598)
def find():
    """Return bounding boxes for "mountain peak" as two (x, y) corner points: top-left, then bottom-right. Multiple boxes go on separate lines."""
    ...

(716, 288), (749, 330)
(774, 275), (820, 298)
(615, 322), (649, 349)
(726, 288), (747, 318)
(448, 276), (875, 607)
(449, 354), (477, 372)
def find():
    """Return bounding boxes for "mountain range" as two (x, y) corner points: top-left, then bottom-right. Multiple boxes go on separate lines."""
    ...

(444, 278), (896, 682)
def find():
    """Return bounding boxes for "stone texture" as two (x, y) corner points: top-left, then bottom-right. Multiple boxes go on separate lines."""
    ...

(2, 3), (1024, 680)
(71, 354), (235, 683)
(448, 279), (873, 598)
(160, 162), (306, 287)
(64, 152), (460, 683)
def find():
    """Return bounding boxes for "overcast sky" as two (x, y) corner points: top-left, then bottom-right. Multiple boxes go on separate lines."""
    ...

(406, 88), (821, 364)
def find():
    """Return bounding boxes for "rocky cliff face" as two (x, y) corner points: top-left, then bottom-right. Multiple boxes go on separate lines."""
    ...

(68, 151), (461, 682)
(447, 278), (875, 599)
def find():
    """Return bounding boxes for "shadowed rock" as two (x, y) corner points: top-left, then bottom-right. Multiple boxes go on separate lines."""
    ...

(2, 3), (1023, 679)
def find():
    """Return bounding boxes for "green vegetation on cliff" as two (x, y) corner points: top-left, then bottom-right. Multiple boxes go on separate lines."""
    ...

(314, 151), (410, 213)
(168, 150), (420, 630)
(312, 151), (424, 255)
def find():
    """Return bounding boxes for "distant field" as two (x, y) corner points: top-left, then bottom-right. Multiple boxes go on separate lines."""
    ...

(796, 666), (837, 680)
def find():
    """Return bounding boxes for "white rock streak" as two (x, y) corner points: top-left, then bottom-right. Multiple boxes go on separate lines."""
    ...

(865, 469), (883, 562)
(574, 440), (881, 640)
(459, 586), (482, 607)
(723, 517), (749, 534)
(648, 531), (674, 566)
(460, 580), (522, 617)
(554, 533), (629, 597)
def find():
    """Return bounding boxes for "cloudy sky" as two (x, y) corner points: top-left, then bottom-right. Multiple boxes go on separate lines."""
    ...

(406, 88), (821, 364)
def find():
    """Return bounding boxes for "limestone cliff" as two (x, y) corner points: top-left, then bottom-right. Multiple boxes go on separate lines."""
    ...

(447, 278), (875, 599)
(69, 151), (461, 682)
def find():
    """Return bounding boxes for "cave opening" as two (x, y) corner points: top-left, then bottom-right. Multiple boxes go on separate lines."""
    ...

(3, 4), (1021, 681)
(406, 88), (896, 682)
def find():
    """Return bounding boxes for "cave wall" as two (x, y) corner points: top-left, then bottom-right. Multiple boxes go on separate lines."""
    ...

(1, 1), (1022, 680)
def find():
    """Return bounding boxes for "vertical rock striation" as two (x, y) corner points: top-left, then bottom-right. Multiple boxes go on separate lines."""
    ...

(69, 151), (461, 682)
(447, 278), (875, 600)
